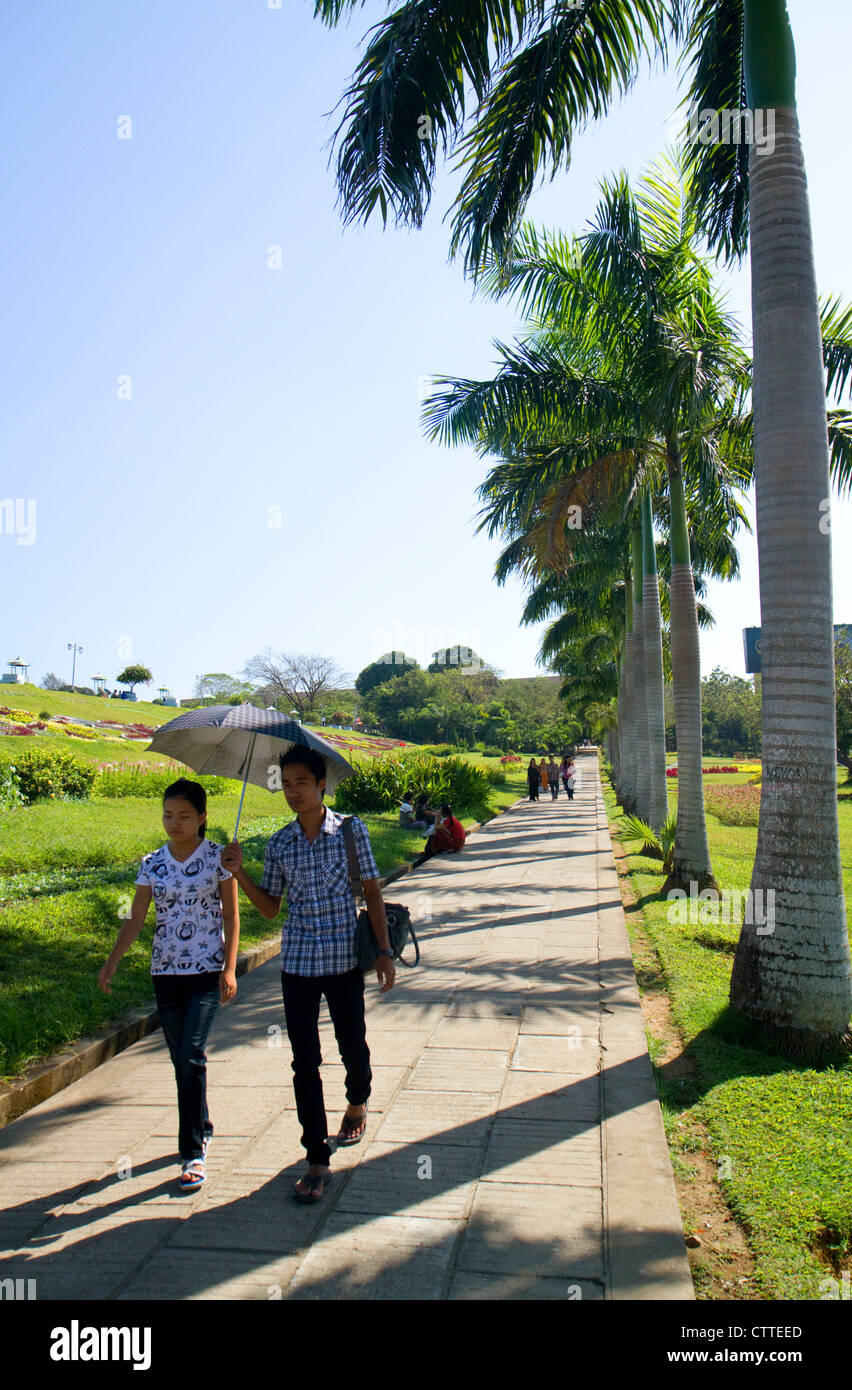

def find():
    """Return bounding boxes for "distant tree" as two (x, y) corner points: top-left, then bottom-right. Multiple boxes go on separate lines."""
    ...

(836, 639), (852, 781)
(243, 649), (348, 721)
(41, 672), (64, 691)
(428, 645), (486, 674)
(117, 665), (153, 693)
(195, 672), (253, 704)
(701, 669), (761, 757)
(355, 652), (419, 696)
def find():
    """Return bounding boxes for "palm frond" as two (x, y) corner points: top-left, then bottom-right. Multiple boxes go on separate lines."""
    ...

(448, 0), (674, 277)
(827, 409), (852, 497)
(679, 0), (749, 263)
(324, 1), (538, 230)
(821, 295), (852, 403)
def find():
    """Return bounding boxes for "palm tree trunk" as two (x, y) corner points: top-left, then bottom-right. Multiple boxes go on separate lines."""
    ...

(664, 442), (716, 892)
(621, 561), (637, 811)
(631, 525), (650, 821)
(730, 0), (851, 1043)
(642, 495), (669, 834)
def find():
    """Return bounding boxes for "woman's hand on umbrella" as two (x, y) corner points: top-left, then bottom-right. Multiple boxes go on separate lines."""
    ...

(222, 841), (242, 874)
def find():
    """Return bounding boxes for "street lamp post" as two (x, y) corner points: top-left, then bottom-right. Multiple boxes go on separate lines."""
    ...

(67, 642), (83, 689)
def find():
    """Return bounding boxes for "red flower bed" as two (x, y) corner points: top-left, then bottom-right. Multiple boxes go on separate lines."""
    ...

(667, 765), (740, 777)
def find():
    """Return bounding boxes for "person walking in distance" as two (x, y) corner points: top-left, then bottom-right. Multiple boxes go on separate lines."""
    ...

(538, 756), (549, 797)
(564, 758), (577, 801)
(560, 754), (570, 796)
(547, 754), (560, 799)
(527, 758), (541, 801)
(222, 745), (394, 1203)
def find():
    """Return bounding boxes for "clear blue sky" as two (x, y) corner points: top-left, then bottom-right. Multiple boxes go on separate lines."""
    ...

(2, 0), (850, 698)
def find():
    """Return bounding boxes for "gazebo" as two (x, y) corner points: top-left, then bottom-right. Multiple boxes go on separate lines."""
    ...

(1, 658), (29, 685)
(92, 674), (107, 696)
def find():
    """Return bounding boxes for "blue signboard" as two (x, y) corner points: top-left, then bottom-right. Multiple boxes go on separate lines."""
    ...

(743, 624), (851, 674)
(743, 627), (762, 674)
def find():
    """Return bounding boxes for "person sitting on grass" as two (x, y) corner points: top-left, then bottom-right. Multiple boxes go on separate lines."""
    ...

(415, 792), (438, 826)
(413, 803), (466, 866)
(399, 793), (433, 832)
(97, 778), (240, 1195)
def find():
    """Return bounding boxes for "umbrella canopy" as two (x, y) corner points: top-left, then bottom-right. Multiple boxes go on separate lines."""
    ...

(148, 704), (356, 793)
(148, 705), (357, 839)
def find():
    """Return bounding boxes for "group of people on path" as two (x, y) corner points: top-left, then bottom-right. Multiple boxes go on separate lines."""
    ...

(527, 753), (577, 802)
(98, 745), (396, 1206)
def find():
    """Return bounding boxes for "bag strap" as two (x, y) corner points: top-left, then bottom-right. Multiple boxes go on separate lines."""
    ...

(341, 816), (364, 899)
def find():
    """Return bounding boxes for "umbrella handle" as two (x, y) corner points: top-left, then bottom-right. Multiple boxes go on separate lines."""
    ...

(232, 731), (257, 841)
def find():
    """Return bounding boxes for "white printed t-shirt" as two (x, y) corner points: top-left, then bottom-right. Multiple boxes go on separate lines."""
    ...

(135, 838), (231, 975)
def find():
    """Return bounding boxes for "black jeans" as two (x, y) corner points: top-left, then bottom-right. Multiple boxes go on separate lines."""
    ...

(550, 781), (559, 799)
(153, 971), (220, 1161)
(281, 968), (372, 1166)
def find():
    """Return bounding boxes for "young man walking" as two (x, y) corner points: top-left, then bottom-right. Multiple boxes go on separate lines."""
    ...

(222, 745), (394, 1202)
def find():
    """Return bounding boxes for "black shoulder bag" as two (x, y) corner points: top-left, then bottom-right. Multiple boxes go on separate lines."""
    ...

(340, 817), (420, 971)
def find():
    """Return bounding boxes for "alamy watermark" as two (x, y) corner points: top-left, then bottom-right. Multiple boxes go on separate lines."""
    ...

(0, 498), (36, 545)
(666, 881), (775, 935)
(686, 102), (776, 156)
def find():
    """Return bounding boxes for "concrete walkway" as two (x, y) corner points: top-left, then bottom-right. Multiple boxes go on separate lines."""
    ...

(0, 751), (693, 1300)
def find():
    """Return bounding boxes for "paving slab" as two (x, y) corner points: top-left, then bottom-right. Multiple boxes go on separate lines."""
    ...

(456, 1181), (604, 1279)
(286, 1212), (459, 1300)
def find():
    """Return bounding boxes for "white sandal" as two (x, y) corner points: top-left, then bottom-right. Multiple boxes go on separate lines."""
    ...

(179, 1159), (206, 1191)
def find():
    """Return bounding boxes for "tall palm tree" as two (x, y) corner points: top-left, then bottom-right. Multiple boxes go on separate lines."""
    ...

(424, 159), (750, 872)
(313, 0), (851, 1043)
(682, 1), (852, 1043)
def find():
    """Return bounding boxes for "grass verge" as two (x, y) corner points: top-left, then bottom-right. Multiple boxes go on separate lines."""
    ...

(602, 771), (852, 1301)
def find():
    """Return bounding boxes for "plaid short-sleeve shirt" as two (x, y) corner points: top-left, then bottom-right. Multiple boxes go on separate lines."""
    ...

(260, 806), (379, 976)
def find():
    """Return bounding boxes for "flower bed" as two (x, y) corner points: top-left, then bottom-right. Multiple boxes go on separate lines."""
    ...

(308, 727), (409, 758)
(704, 784), (761, 826)
(0, 707), (157, 741)
(666, 765), (741, 777)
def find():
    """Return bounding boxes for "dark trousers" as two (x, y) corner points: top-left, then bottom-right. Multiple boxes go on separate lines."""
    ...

(550, 781), (559, 799)
(153, 971), (220, 1161)
(281, 968), (372, 1166)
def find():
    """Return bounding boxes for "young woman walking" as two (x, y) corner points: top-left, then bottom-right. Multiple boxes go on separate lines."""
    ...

(98, 778), (240, 1192)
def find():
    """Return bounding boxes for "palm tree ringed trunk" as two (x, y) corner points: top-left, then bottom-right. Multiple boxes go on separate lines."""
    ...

(641, 495), (669, 834)
(621, 561), (637, 811)
(664, 438), (716, 893)
(730, 0), (851, 1045)
(631, 525), (650, 822)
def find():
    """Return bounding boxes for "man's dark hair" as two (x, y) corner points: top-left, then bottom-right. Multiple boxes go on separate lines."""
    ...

(279, 744), (328, 787)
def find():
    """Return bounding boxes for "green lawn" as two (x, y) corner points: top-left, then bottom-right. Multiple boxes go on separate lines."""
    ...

(603, 769), (852, 1300)
(0, 751), (527, 1080)
(0, 683), (178, 727)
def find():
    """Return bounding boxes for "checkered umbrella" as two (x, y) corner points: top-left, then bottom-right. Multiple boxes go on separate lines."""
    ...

(147, 704), (356, 838)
